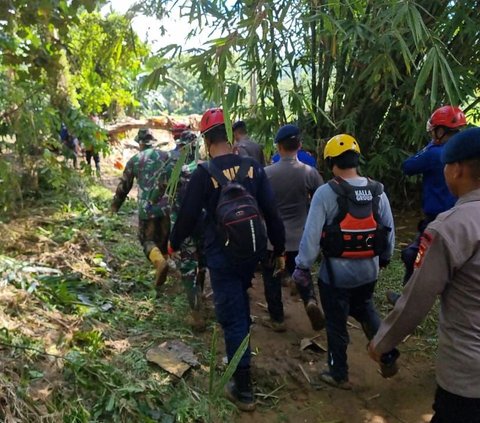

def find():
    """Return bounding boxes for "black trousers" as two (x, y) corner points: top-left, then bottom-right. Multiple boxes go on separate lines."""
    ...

(261, 251), (284, 322)
(430, 386), (480, 423)
(319, 280), (381, 381)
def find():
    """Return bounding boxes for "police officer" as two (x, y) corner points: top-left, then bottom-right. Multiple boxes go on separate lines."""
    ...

(169, 108), (285, 412)
(387, 106), (467, 304)
(369, 127), (480, 423)
(232, 120), (266, 166)
(111, 128), (171, 294)
(293, 134), (395, 389)
(261, 124), (324, 332)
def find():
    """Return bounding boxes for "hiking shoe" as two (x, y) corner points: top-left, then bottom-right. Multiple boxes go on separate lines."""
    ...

(260, 316), (286, 333)
(320, 371), (353, 390)
(380, 348), (400, 378)
(305, 300), (325, 331)
(224, 380), (256, 412)
(386, 290), (400, 306)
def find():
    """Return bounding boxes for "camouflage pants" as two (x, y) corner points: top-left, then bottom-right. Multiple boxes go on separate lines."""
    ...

(171, 211), (206, 311)
(138, 215), (170, 258)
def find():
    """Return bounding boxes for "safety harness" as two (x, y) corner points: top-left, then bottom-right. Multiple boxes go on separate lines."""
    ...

(321, 176), (390, 259)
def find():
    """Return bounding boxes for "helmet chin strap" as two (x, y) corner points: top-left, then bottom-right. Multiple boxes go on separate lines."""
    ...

(433, 127), (448, 144)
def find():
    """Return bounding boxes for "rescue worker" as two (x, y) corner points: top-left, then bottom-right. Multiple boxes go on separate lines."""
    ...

(369, 127), (480, 423)
(262, 124), (324, 332)
(169, 108), (285, 412)
(387, 105), (467, 305)
(232, 120), (266, 166)
(293, 134), (395, 389)
(169, 130), (207, 331)
(111, 128), (171, 295)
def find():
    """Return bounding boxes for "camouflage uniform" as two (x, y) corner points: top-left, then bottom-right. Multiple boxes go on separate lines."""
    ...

(170, 139), (207, 322)
(112, 146), (172, 257)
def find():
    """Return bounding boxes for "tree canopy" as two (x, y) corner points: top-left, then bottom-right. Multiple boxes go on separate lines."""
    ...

(141, 0), (480, 202)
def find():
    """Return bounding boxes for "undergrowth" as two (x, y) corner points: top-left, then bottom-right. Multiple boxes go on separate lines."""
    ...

(0, 175), (237, 422)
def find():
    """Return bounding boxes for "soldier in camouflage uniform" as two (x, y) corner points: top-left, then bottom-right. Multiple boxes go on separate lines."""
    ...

(111, 128), (172, 294)
(170, 130), (207, 331)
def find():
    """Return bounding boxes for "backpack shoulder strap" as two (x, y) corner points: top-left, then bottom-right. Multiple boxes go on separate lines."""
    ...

(366, 177), (384, 196)
(327, 176), (351, 224)
(234, 158), (252, 182)
(200, 160), (230, 187)
(366, 178), (384, 221)
(327, 176), (353, 197)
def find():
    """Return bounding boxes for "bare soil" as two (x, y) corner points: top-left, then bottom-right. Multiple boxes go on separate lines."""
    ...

(230, 275), (436, 423)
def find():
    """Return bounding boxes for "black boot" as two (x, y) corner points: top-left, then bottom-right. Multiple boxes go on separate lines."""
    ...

(224, 367), (255, 412)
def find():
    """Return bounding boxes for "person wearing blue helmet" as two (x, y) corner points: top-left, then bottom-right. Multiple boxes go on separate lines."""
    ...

(261, 124), (324, 332)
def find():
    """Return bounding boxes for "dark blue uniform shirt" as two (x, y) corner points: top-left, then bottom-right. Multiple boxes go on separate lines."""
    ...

(402, 141), (456, 216)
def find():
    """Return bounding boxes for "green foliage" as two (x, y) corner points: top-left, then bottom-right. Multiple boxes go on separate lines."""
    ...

(68, 11), (150, 118)
(0, 1), (153, 215)
(138, 55), (216, 115)
(142, 0), (480, 206)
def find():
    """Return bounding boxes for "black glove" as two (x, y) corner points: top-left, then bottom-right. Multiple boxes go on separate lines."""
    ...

(379, 258), (390, 269)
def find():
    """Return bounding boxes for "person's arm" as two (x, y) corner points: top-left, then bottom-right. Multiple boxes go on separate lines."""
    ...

(170, 167), (207, 251)
(258, 146), (266, 167)
(378, 192), (395, 265)
(401, 143), (434, 175)
(307, 168), (323, 197)
(295, 186), (327, 269)
(371, 228), (455, 355)
(255, 166), (285, 255)
(111, 157), (136, 212)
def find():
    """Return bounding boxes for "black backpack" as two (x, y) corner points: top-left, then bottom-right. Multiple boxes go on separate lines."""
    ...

(201, 158), (267, 262)
(321, 176), (391, 259)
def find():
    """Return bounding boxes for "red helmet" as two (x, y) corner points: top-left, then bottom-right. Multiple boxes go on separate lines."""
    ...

(426, 106), (466, 132)
(199, 108), (224, 134)
(171, 123), (190, 139)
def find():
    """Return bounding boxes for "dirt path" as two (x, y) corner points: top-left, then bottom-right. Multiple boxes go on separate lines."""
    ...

(103, 134), (436, 422)
(231, 275), (436, 423)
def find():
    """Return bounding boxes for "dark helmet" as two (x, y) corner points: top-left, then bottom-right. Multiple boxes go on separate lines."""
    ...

(135, 128), (156, 146)
(178, 130), (197, 145)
